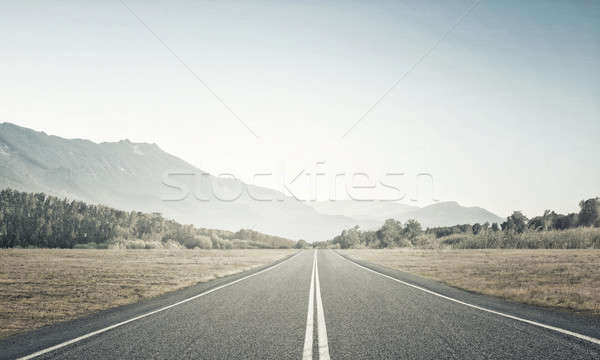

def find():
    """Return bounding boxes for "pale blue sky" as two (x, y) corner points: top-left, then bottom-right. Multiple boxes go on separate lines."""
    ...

(1, 0), (599, 217)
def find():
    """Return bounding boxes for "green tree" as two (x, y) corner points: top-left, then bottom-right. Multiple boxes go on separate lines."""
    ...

(502, 211), (528, 233)
(472, 223), (482, 235)
(341, 226), (361, 248)
(404, 219), (422, 244)
(295, 239), (310, 249)
(377, 219), (404, 247)
(578, 198), (600, 227)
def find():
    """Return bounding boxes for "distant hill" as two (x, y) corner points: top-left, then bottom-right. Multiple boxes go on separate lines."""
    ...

(0, 123), (357, 241)
(308, 200), (504, 229)
(396, 201), (504, 227)
(309, 200), (419, 220)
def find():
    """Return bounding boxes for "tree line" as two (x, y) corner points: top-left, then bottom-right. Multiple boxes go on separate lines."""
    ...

(0, 189), (295, 249)
(315, 219), (424, 249)
(428, 198), (600, 238)
(318, 197), (600, 249)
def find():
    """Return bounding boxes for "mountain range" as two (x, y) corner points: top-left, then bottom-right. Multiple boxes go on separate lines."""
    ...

(307, 200), (504, 228)
(0, 123), (504, 240)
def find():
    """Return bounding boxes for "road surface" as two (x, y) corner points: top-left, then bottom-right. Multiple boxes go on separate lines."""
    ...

(2, 250), (599, 359)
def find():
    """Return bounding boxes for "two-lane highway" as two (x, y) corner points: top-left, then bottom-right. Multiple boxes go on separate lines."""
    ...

(3, 250), (599, 359)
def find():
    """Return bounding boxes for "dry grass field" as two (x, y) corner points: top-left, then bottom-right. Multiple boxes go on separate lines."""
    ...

(343, 249), (600, 315)
(0, 249), (295, 338)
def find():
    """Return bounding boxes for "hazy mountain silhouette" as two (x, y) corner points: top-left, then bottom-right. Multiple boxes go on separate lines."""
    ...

(0, 123), (503, 240)
(308, 200), (418, 222)
(308, 200), (503, 228)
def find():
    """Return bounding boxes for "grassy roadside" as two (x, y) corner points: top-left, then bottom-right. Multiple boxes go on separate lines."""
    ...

(342, 249), (600, 315)
(0, 249), (296, 338)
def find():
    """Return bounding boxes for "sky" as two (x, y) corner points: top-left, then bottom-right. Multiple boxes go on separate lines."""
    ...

(1, 0), (599, 217)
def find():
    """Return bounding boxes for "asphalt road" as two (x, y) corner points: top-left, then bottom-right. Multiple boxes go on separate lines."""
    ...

(2, 250), (600, 359)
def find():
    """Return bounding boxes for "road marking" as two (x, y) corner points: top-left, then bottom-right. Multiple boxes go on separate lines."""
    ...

(302, 250), (331, 360)
(302, 251), (316, 360)
(315, 250), (331, 360)
(335, 251), (600, 346)
(17, 252), (303, 360)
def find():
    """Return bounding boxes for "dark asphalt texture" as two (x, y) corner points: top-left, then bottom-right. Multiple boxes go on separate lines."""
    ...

(2, 250), (599, 359)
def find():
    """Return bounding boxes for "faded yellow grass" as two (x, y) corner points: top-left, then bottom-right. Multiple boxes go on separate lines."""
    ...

(343, 249), (600, 315)
(0, 249), (295, 338)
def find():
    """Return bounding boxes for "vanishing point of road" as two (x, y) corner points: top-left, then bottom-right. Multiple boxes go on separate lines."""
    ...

(2, 250), (599, 359)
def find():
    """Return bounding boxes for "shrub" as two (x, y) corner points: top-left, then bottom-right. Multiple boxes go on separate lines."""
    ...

(125, 240), (146, 249)
(413, 234), (440, 249)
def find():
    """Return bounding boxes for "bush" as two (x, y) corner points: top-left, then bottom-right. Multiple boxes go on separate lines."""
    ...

(441, 234), (469, 246)
(143, 242), (159, 250)
(125, 240), (149, 249)
(413, 234), (440, 249)
(183, 235), (212, 249)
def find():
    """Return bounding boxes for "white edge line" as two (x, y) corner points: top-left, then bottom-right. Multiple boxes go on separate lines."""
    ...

(334, 251), (600, 346)
(18, 251), (303, 360)
(315, 250), (331, 360)
(302, 250), (316, 360)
